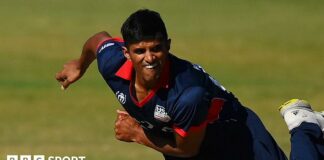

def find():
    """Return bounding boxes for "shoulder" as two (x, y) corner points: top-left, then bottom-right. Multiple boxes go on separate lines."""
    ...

(97, 37), (124, 55)
(176, 86), (209, 110)
(169, 55), (208, 91)
(96, 37), (126, 79)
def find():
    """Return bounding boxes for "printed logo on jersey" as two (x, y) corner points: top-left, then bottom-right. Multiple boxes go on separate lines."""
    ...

(116, 91), (126, 104)
(98, 42), (114, 53)
(154, 105), (171, 122)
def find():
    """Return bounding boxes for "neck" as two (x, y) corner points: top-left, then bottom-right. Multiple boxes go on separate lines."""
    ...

(134, 75), (158, 92)
(132, 76), (158, 102)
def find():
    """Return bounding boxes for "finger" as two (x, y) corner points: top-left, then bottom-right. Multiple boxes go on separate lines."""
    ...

(55, 72), (68, 90)
(114, 124), (118, 133)
(117, 114), (126, 121)
(55, 72), (66, 82)
(116, 114), (125, 122)
(61, 80), (70, 90)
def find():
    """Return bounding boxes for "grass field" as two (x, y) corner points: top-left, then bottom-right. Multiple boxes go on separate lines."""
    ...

(1, 0), (324, 159)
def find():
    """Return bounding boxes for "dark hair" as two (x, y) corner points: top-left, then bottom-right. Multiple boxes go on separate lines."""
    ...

(121, 9), (168, 47)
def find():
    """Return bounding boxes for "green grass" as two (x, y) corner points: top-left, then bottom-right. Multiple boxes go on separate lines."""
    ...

(1, 0), (324, 159)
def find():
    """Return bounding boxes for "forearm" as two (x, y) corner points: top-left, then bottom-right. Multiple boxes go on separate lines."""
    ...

(115, 111), (204, 158)
(133, 127), (199, 158)
(56, 31), (112, 89)
(78, 31), (111, 74)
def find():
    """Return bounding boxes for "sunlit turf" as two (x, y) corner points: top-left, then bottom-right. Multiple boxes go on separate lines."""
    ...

(1, 0), (323, 159)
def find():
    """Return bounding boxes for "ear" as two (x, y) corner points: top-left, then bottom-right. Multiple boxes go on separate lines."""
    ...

(122, 46), (131, 60)
(166, 39), (171, 51)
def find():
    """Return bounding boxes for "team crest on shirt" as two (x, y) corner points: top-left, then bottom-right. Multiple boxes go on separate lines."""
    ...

(154, 105), (171, 122)
(116, 91), (126, 104)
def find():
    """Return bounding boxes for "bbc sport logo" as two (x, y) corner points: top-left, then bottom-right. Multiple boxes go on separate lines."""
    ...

(6, 155), (86, 160)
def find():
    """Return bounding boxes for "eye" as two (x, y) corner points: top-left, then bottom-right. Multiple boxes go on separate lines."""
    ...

(151, 44), (162, 53)
(133, 48), (145, 54)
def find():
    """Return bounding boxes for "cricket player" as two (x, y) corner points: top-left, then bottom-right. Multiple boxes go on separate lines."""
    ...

(56, 9), (324, 159)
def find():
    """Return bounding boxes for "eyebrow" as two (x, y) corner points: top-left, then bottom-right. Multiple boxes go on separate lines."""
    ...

(132, 42), (161, 49)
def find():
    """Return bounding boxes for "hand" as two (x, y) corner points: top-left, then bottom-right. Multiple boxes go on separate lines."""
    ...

(55, 59), (83, 90)
(114, 110), (141, 142)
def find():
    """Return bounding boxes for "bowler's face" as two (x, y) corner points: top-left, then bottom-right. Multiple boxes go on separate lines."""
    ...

(123, 39), (170, 87)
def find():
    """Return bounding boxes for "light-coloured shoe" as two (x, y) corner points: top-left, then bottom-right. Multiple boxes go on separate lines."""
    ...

(279, 99), (319, 131)
(315, 111), (324, 132)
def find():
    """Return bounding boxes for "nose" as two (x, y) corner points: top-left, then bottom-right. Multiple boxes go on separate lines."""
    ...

(144, 51), (155, 64)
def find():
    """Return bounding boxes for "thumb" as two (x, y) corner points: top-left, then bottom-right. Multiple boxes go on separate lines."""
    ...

(117, 109), (129, 115)
(60, 79), (70, 90)
(117, 109), (129, 119)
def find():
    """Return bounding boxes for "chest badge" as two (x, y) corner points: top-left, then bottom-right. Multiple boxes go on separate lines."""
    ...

(116, 91), (126, 104)
(154, 105), (171, 122)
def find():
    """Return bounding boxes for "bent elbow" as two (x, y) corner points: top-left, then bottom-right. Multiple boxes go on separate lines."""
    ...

(177, 148), (200, 158)
(187, 149), (199, 157)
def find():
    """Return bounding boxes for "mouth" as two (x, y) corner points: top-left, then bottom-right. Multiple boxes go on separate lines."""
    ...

(144, 62), (160, 69)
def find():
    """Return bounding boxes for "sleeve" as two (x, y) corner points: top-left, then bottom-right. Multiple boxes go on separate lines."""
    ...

(96, 37), (125, 80)
(171, 87), (210, 137)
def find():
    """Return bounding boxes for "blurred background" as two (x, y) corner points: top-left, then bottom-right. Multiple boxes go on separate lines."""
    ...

(0, 0), (323, 159)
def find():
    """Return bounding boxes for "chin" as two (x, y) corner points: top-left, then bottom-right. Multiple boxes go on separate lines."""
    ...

(144, 75), (159, 82)
(143, 73), (161, 83)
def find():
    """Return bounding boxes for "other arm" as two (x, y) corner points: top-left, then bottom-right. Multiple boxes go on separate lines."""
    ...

(55, 31), (111, 89)
(115, 110), (206, 158)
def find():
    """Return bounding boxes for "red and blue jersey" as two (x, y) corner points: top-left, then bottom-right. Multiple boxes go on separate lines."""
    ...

(96, 37), (240, 139)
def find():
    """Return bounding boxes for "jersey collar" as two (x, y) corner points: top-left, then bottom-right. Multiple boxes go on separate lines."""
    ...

(115, 59), (170, 89)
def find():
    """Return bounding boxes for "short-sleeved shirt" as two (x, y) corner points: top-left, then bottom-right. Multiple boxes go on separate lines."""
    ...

(96, 37), (242, 158)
